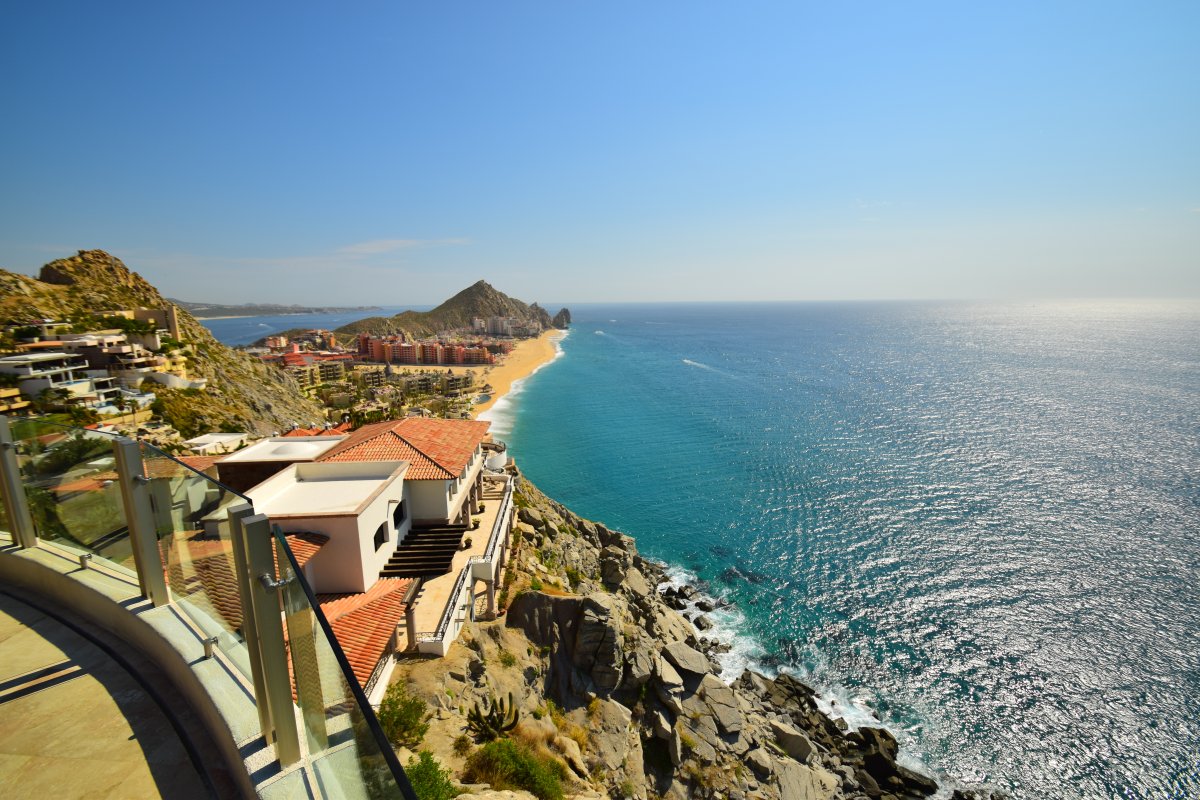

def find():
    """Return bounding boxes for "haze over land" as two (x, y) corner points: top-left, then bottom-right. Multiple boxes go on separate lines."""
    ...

(1, 2), (1197, 303)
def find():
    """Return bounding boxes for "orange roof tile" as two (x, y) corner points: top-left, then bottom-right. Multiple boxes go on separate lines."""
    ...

(317, 578), (413, 688)
(275, 531), (328, 572)
(176, 455), (220, 473)
(317, 418), (490, 480)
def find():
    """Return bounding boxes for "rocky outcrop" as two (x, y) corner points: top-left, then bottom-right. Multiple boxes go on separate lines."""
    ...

(391, 477), (1004, 800)
(552, 308), (571, 329)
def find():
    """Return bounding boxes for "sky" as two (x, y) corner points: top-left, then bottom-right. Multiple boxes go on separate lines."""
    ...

(1, 1), (1197, 305)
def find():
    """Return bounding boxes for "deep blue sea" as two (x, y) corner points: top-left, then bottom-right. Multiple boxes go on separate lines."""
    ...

(481, 301), (1200, 800)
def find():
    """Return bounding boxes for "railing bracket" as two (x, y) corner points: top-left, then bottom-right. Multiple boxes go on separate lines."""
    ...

(258, 573), (295, 592)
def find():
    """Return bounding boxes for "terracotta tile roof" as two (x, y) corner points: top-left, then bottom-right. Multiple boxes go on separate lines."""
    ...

(176, 455), (221, 474)
(317, 578), (413, 688)
(274, 531), (329, 573)
(317, 418), (490, 480)
(281, 422), (352, 437)
(160, 531), (243, 633)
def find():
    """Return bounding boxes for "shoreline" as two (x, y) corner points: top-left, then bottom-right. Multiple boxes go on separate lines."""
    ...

(468, 328), (565, 419)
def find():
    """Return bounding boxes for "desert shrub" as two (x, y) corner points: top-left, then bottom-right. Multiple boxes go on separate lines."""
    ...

(530, 577), (543, 591)
(463, 739), (564, 800)
(499, 651), (517, 668)
(565, 566), (583, 589)
(586, 697), (601, 719)
(377, 681), (430, 748)
(452, 734), (473, 756)
(405, 750), (461, 800)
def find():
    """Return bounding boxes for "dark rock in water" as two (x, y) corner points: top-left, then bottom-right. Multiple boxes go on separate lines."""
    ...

(709, 544), (732, 557)
(696, 598), (716, 613)
(695, 615), (713, 631)
(951, 791), (1011, 800)
(717, 566), (744, 584)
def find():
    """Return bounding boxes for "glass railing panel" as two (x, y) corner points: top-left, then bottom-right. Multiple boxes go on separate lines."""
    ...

(273, 527), (412, 799)
(139, 441), (254, 679)
(0, 482), (10, 542)
(12, 418), (134, 574)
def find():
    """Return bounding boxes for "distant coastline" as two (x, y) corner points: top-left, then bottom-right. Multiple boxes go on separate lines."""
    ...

(173, 298), (383, 319)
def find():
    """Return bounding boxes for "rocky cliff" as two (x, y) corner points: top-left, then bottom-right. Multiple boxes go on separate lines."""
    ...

(552, 308), (571, 329)
(0, 250), (326, 436)
(394, 477), (1005, 800)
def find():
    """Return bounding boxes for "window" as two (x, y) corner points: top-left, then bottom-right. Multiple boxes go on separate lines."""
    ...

(392, 500), (406, 529)
(374, 521), (388, 551)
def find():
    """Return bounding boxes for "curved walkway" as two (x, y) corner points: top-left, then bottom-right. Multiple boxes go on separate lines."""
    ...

(0, 591), (218, 799)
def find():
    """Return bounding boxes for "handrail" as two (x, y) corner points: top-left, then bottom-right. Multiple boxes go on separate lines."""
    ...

(420, 563), (472, 644)
(483, 476), (512, 561)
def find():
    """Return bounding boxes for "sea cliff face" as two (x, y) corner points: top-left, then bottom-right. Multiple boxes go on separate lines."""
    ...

(394, 477), (1003, 800)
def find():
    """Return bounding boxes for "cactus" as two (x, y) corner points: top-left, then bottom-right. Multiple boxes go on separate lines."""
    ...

(466, 691), (520, 741)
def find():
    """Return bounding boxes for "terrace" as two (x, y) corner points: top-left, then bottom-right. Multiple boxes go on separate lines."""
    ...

(0, 417), (417, 799)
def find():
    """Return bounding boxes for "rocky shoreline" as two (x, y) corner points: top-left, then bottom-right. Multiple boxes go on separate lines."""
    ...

(393, 476), (1005, 800)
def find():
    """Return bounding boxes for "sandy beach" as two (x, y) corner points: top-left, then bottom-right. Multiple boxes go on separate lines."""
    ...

(468, 328), (563, 418)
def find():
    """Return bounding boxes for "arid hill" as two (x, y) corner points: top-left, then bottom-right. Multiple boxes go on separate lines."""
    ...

(0, 250), (325, 436)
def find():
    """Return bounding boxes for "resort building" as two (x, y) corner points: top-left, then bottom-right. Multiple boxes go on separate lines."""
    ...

(0, 351), (123, 410)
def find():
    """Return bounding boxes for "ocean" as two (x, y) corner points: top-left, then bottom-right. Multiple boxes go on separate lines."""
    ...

(481, 300), (1200, 800)
(199, 306), (415, 346)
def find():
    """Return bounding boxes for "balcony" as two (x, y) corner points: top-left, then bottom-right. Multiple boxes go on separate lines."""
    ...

(410, 472), (514, 656)
(0, 417), (417, 799)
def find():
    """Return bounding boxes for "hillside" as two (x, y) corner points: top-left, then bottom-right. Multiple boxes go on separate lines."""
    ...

(0, 250), (326, 436)
(335, 280), (568, 337)
(170, 298), (381, 318)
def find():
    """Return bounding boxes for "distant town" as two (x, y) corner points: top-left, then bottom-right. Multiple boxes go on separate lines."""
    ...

(0, 303), (550, 451)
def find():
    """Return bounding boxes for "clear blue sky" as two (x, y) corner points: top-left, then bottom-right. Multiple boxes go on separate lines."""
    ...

(1, 2), (1197, 304)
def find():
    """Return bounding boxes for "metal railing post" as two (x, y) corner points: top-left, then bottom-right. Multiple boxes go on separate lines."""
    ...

(228, 503), (273, 742)
(0, 416), (37, 548)
(241, 513), (302, 767)
(112, 437), (169, 606)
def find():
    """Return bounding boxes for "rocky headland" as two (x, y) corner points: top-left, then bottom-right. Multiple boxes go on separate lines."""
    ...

(394, 477), (1004, 800)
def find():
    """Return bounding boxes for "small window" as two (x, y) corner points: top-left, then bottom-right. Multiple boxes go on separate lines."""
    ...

(374, 521), (388, 551)
(392, 500), (406, 528)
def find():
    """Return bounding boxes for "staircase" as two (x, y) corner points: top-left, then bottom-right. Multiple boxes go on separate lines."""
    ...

(379, 525), (467, 579)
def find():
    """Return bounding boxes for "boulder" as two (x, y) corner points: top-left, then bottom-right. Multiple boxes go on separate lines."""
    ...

(518, 506), (545, 529)
(589, 699), (634, 772)
(571, 594), (624, 691)
(700, 673), (744, 734)
(624, 567), (651, 598)
(650, 708), (673, 739)
(770, 718), (814, 763)
(746, 747), (774, 777)
(662, 641), (710, 676)
(600, 545), (630, 587)
(655, 656), (686, 714)
(624, 640), (655, 687)
(775, 760), (839, 800)
(689, 734), (718, 764)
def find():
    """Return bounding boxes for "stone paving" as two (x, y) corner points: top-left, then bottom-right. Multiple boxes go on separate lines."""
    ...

(0, 592), (213, 799)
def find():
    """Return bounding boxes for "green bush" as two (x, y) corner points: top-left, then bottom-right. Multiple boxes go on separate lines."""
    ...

(565, 567), (583, 589)
(377, 681), (430, 748)
(499, 651), (517, 668)
(463, 739), (564, 800)
(405, 750), (461, 800)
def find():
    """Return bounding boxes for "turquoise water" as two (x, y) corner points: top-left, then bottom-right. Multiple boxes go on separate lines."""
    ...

(485, 301), (1200, 799)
